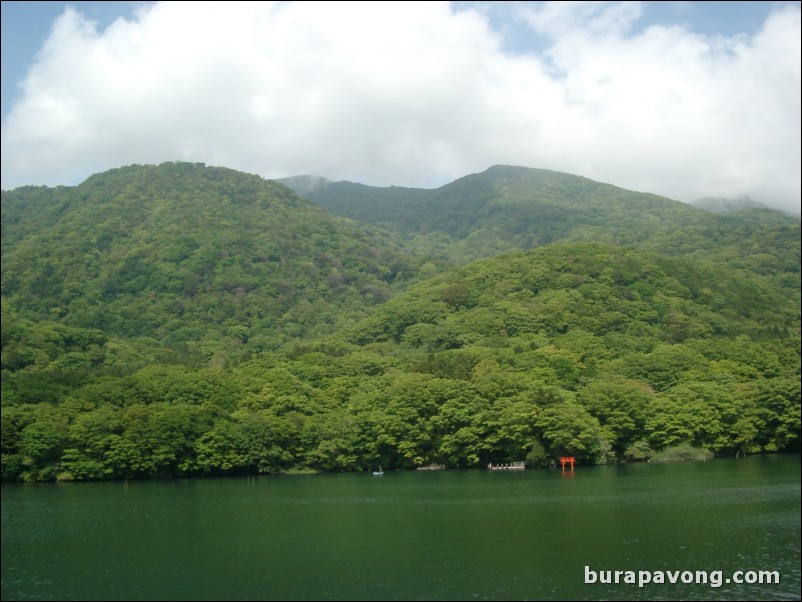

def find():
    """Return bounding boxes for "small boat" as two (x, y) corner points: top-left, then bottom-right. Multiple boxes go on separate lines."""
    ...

(372, 467), (384, 476)
(487, 461), (525, 471)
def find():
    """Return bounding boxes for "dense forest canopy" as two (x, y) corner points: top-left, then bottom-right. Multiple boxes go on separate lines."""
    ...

(2, 163), (424, 357)
(2, 162), (799, 481)
(283, 166), (801, 290)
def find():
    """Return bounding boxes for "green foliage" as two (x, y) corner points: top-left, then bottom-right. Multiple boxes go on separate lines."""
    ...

(536, 402), (608, 463)
(651, 443), (714, 463)
(286, 166), (801, 300)
(2, 162), (424, 360)
(623, 440), (654, 462)
(2, 164), (799, 480)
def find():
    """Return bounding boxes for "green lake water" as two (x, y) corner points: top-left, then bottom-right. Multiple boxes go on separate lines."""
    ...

(2, 455), (800, 601)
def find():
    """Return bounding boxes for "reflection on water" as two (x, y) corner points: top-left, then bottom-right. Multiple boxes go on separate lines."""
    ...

(2, 455), (800, 601)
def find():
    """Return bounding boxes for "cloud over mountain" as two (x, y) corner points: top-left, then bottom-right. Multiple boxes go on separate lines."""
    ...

(1, 1), (799, 214)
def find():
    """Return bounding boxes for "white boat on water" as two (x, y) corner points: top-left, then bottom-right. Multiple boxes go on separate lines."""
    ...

(373, 467), (384, 476)
(487, 461), (525, 471)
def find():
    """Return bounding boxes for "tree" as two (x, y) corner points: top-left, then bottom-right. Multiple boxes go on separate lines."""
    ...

(535, 403), (609, 463)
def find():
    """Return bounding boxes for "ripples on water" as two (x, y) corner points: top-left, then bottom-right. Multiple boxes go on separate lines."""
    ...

(2, 455), (799, 601)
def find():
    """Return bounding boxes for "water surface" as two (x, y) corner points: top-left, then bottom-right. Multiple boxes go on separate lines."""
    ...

(2, 455), (799, 600)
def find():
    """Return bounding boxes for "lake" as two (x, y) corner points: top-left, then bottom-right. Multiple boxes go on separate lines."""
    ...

(2, 455), (799, 600)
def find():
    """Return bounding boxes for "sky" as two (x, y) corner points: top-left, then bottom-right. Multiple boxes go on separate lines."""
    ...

(1, 1), (800, 215)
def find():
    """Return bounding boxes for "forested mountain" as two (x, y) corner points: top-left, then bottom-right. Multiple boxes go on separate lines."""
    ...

(282, 166), (801, 287)
(2, 163), (423, 358)
(2, 162), (799, 481)
(283, 165), (699, 242)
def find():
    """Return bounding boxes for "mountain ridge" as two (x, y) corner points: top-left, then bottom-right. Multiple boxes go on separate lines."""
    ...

(1, 161), (799, 481)
(281, 165), (800, 298)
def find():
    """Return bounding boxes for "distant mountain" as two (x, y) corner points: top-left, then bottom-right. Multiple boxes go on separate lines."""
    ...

(285, 165), (701, 245)
(283, 165), (801, 297)
(284, 166), (794, 254)
(276, 175), (429, 226)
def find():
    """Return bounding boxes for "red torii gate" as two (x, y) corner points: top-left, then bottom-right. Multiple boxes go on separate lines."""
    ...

(560, 457), (575, 470)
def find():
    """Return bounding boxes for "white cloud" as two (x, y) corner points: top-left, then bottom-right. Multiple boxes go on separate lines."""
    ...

(1, 1), (800, 214)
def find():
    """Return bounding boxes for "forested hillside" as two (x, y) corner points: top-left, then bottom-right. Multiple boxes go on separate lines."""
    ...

(2, 163), (423, 359)
(2, 163), (799, 481)
(284, 166), (801, 292)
